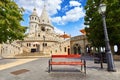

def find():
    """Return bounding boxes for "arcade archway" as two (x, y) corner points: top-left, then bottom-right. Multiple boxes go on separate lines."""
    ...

(73, 44), (81, 54)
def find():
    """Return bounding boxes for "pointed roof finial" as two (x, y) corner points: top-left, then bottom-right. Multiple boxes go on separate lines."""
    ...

(43, 0), (46, 9)
(33, 7), (36, 11)
(31, 7), (37, 16)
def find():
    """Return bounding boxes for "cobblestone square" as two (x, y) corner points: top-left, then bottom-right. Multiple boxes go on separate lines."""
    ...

(0, 56), (120, 80)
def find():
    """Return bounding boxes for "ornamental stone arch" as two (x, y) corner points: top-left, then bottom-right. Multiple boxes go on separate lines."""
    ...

(70, 35), (90, 55)
(72, 43), (82, 54)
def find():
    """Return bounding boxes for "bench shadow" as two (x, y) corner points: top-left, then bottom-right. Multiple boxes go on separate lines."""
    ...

(47, 68), (86, 78)
(51, 69), (81, 72)
(87, 66), (100, 69)
(87, 66), (107, 71)
(46, 67), (84, 73)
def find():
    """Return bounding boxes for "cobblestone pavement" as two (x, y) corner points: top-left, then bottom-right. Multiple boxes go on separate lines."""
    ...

(0, 56), (120, 80)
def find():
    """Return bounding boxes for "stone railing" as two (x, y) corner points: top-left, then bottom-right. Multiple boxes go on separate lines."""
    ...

(1, 42), (23, 57)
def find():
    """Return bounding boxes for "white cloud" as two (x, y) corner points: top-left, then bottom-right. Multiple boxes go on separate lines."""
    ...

(15, 0), (62, 16)
(61, 5), (69, 12)
(15, 0), (43, 15)
(70, 1), (81, 7)
(54, 27), (64, 34)
(15, 0), (85, 27)
(47, 0), (62, 15)
(52, 6), (85, 25)
(71, 23), (85, 36)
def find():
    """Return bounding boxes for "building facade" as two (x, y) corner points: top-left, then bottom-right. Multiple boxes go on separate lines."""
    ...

(0, 6), (91, 58)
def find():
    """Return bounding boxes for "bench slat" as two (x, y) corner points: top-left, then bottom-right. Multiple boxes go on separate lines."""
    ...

(48, 54), (86, 74)
(51, 54), (81, 58)
(50, 61), (84, 65)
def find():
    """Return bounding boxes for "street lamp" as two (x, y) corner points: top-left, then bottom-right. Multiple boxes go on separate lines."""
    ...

(98, 3), (116, 72)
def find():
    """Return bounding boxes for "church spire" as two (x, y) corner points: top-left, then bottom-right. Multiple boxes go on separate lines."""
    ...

(40, 3), (52, 26)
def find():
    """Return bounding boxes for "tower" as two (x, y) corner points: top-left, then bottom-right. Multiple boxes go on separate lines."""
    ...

(29, 8), (39, 36)
(39, 5), (54, 33)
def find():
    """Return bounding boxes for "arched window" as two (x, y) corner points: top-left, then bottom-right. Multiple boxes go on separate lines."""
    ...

(38, 34), (40, 37)
(27, 43), (29, 47)
(78, 46), (81, 54)
(33, 44), (35, 47)
(74, 47), (77, 54)
(29, 43), (31, 47)
(64, 47), (66, 52)
(32, 17), (34, 20)
(41, 27), (45, 31)
(43, 43), (47, 47)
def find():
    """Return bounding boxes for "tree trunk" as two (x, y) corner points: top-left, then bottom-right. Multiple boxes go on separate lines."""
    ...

(117, 44), (120, 55)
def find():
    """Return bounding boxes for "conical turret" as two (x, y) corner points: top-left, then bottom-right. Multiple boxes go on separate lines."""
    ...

(39, 5), (54, 32)
(40, 5), (52, 25)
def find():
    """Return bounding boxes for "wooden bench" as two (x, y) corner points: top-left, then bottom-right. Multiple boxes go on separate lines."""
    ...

(48, 54), (86, 74)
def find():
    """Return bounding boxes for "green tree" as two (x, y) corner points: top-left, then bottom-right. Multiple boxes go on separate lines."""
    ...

(0, 0), (26, 43)
(84, 0), (120, 54)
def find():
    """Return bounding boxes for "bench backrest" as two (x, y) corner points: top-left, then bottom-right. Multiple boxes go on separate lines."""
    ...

(51, 54), (81, 58)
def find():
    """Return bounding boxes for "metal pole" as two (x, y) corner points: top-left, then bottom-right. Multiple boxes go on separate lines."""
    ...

(102, 14), (116, 71)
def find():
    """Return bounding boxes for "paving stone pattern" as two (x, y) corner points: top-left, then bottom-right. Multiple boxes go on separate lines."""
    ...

(0, 56), (120, 80)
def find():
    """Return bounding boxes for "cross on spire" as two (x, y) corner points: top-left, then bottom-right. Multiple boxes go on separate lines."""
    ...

(43, 0), (47, 8)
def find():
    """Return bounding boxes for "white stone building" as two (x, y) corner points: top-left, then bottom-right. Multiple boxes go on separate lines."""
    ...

(21, 6), (70, 54)
(0, 5), (91, 58)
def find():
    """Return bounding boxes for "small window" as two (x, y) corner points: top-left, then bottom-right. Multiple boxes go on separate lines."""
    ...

(45, 43), (47, 46)
(42, 20), (44, 22)
(35, 17), (36, 20)
(27, 43), (29, 47)
(36, 44), (38, 46)
(43, 43), (47, 47)
(38, 34), (40, 37)
(29, 43), (31, 47)
(64, 47), (66, 52)
(41, 27), (45, 31)
(32, 17), (34, 19)
(33, 44), (35, 47)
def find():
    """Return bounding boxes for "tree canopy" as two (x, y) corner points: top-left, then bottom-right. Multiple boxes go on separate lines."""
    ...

(84, 0), (120, 53)
(0, 0), (26, 43)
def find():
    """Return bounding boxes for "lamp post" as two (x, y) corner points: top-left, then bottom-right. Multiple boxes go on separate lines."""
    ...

(98, 3), (116, 71)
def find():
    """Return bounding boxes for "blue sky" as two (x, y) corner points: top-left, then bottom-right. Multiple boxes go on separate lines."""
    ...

(15, 0), (87, 37)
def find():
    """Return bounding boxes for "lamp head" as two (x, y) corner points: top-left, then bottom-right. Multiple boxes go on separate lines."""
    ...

(98, 3), (106, 14)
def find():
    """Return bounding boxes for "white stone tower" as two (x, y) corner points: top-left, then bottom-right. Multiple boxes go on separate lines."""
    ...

(29, 8), (39, 37)
(29, 5), (54, 38)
